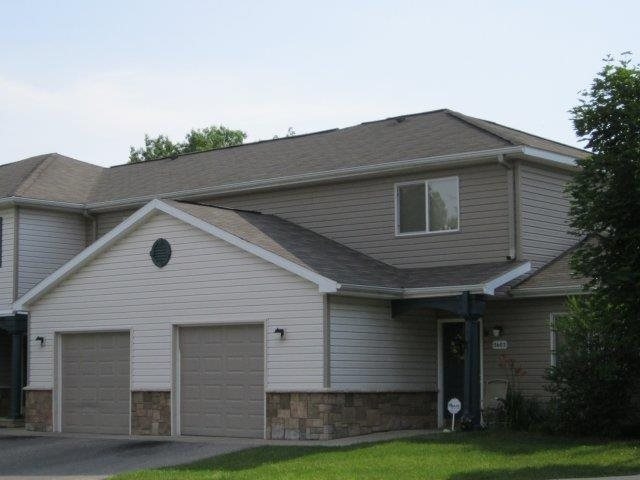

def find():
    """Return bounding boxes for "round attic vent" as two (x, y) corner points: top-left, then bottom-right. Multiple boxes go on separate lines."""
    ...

(150, 238), (172, 268)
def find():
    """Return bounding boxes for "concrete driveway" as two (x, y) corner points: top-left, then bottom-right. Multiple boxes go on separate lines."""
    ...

(0, 430), (257, 480)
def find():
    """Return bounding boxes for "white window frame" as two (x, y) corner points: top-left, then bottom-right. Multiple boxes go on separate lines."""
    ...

(549, 312), (567, 367)
(394, 176), (460, 236)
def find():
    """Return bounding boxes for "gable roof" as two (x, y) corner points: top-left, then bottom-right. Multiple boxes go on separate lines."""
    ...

(88, 109), (587, 205)
(0, 153), (103, 205)
(2, 110), (588, 209)
(14, 199), (530, 309)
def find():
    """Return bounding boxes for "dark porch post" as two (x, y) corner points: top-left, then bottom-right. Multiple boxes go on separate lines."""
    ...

(462, 316), (481, 428)
(10, 332), (23, 419)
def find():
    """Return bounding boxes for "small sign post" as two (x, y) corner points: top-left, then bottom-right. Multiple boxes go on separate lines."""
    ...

(447, 397), (462, 431)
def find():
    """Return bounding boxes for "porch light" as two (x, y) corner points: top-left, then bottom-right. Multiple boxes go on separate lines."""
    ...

(274, 328), (285, 339)
(35, 336), (45, 347)
(492, 326), (503, 338)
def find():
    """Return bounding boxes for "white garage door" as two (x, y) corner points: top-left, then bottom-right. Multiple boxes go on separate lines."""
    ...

(180, 324), (264, 438)
(60, 332), (130, 434)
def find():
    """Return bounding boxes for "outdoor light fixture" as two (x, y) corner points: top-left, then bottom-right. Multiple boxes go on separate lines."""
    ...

(35, 336), (45, 347)
(274, 328), (285, 339)
(492, 326), (503, 338)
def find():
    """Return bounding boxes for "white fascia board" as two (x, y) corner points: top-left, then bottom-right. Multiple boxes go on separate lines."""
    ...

(522, 147), (580, 168)
(0, 309), (15, 317)
(15, 199), (339, 309)
(155, 201), (339, 293)
(14, 200), (162, 309)
(482, 261), (532, 295)
(86, 147), (523, 212)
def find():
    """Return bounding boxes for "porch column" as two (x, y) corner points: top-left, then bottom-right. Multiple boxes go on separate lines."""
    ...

(10, 332), (23, 419)
(462, 316), (481, 429)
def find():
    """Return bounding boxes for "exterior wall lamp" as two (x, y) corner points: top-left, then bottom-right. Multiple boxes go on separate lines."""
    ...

(492, 326), (503, 338)
(35, 336), (45, 347)
(274, 328), (285, 339)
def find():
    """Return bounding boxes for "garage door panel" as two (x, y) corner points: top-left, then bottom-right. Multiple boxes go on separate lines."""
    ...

(180, 324), (264, 438)
(61, 332), (130, 435)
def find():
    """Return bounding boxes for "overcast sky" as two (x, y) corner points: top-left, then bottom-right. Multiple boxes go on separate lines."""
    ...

(1, 1), (638, 167)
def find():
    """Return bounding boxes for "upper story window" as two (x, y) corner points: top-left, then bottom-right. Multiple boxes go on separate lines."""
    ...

(395, 177), (459, 235)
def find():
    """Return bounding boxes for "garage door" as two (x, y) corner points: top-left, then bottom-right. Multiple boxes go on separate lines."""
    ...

(180, 324), (264, 437)
(61, 332), (130, 434)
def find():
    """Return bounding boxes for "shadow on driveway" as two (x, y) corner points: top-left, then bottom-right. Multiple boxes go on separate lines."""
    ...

(0, 432), (250, 479)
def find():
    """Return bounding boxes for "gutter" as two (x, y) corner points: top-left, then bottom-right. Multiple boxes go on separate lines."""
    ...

(509, 285), (587, 298)
(0, 197), (86, 212)
(336, 261), (531, 299)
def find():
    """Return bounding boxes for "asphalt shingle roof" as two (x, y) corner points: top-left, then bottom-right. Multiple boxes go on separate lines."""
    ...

(168, 200), (527, 290)
(0, 153), (103, 204)
(1, 110), (588, 206)
(510, 241), (588, 292)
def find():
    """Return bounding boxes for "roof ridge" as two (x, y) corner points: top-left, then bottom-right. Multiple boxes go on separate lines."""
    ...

(444, 110), (516, 146)
(10, 153), (55, 197)
(108, 109), (453, 169)
(109, 128), (342, 169)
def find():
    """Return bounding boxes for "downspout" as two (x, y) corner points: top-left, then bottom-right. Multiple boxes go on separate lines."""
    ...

(497, 155), (517, 260)
(12, 206), (19, 301)
(83, 209), (98, 246)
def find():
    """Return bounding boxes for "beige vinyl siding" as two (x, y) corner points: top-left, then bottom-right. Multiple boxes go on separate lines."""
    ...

(519, 163), (578, 268)
(28, 212), (325, 391)
(18, 208), (87, 296)
(0, 207), (15, 306)
(329, 296), (436, 391)
(95, 209), (135, 239)
(205, 163), (510, 268)
(483, 297), (568, 398)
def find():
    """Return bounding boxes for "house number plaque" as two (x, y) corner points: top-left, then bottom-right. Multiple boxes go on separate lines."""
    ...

(492, 340), (508, 350)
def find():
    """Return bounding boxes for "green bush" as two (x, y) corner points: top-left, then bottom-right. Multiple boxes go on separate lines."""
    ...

(545, 296), (640, 437)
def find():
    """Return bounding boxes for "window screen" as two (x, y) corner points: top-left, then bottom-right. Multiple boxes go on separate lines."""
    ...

(397, 183), (426, 233)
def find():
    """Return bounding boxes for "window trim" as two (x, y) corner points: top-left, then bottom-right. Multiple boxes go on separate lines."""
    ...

(394, 176), (460, 237)
(549, 312), (567, 367)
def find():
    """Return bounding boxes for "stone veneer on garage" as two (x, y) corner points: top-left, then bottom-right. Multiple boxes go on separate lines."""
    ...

(131, 391), (171, 435)
(24, 389), (53, 432)
(266, 391), (438, 440)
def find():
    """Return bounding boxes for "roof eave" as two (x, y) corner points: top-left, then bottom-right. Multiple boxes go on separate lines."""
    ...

(0, 196), (87, 212)
(509, 285), (588, 298)
(336, 261), (532, 299)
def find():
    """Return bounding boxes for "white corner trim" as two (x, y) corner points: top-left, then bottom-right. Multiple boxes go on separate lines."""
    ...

(14, 199), (339, 309)
(482, 261), (531, 295)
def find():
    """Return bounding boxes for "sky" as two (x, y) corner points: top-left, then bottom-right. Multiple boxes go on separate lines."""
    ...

(1, 1), (639, 167)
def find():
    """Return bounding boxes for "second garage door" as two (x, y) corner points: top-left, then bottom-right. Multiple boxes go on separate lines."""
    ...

(61, 332), (130, 434)
(180, 324), (264, 438)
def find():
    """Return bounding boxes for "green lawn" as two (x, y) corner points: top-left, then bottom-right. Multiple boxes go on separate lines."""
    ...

(112, 432), (640, 480)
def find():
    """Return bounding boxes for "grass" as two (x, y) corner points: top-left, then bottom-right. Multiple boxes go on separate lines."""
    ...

(112, 431), (640, 480)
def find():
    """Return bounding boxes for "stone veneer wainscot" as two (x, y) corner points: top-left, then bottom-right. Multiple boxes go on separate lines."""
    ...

(131, 391), (171, 435)
(266, 391), (437, 440)
(24, 389), (53, 432)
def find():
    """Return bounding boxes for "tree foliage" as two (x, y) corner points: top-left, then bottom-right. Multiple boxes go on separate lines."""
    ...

(129, 125), (247, 163)
(547, 54), (640, 436)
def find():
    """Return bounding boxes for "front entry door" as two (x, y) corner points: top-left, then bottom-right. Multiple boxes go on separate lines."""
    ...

(441, 322), (465, 423)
